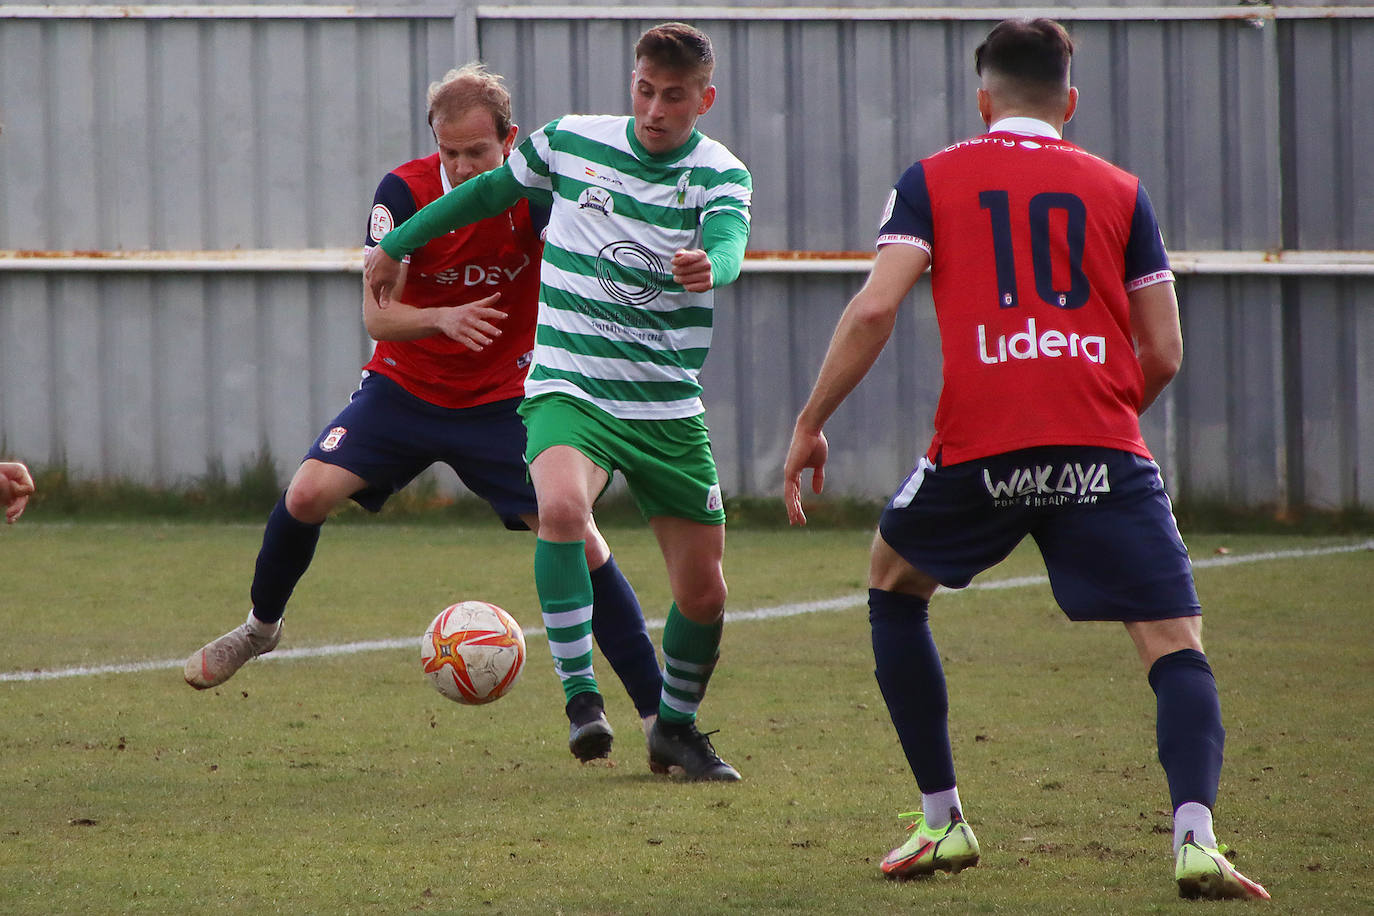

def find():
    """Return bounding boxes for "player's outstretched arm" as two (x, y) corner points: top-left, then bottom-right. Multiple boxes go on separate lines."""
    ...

(782, 244), (928, 525)
(1128, 280), (1183, 413)
(1, 461), (35, 524)
(365, 164), (526, 303)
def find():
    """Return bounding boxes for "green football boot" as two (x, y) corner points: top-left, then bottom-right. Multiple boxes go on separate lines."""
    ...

(880, 808), (980, 879)
(1175, 831), (1270, 900)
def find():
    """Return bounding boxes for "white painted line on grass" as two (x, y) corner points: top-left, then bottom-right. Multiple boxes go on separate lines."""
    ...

(2, 540), (1368, 684)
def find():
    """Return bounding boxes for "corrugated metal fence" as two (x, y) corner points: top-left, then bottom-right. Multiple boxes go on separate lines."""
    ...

(1, 3), (1370, 510)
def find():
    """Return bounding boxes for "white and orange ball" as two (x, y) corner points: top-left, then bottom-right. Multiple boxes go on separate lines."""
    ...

(420, 601), (526, 705)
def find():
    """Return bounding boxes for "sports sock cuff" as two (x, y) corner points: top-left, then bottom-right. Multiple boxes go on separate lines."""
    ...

(588, 553), (620, 584)
(922, 787), (962, 828)
(1147, 647), (1212, 693)
(246, 611), (277, 634)
(662, 604), (723, 664)
(1173, 801), (1217, 852)
(535, 538), (591, 609)
(867, 588), (930, 624)
(277, 499), (324, 532)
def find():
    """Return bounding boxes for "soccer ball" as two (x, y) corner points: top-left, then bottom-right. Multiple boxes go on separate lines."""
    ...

(420, 601), (527, 705)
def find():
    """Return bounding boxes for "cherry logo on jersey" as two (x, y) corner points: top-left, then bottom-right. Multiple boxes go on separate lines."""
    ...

(368, 204), (393, 242)
(977, 317), (1105, 365)
(319, 426), (348, 452)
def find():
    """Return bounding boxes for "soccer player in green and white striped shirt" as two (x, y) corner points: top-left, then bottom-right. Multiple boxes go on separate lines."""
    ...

(366, 22), (751, 781)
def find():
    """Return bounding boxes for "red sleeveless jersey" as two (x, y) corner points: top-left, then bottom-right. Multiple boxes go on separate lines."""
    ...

(878, 126), (1173, 465)
(362, 153), (542, 409)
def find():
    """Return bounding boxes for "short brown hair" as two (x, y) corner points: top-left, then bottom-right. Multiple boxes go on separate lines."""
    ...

(634, 22), (714, 84)
(427, 63), (513, 137)
(975, 18), (1074, 92)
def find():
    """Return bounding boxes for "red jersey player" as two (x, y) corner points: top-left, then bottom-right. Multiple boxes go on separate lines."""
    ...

(782, 18), (1268, 901)
(185, 65), (663, 766)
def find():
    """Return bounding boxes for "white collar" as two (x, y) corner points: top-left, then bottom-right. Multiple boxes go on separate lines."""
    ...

(987, 116), (1061, 139)
(439, 158), (454, 194)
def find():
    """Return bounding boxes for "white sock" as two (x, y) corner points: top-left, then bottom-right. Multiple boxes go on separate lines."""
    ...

(1173, 801), (1217, 853)
(922, 787), (963, 829)
(245, 610), (277, 635)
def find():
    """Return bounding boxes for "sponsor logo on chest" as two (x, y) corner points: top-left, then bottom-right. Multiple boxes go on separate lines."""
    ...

(429, 252), (532, 287)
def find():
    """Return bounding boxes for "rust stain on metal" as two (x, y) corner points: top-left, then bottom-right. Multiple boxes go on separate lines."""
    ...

(745, 250), (873, 261)
(12, 249), (122, 259)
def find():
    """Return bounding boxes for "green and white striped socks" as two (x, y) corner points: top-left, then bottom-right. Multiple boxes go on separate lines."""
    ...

(535, 538), (598, 702)
(659, 604), (721, 724)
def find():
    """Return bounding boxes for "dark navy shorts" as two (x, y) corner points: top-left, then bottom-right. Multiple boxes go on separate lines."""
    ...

(303, 372), (536, 529)
(878, 445), (1200, 621)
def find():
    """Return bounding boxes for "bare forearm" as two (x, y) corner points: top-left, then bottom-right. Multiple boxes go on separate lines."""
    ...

(365, 298), (447, 341)
(1136, 347), (1180, 414)
(1128, 281), (1183, 415)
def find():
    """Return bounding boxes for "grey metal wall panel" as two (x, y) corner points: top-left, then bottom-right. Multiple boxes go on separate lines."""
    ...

(1287, 19), (1373, 250)
(1359, 280), (1374, 509)
(477, 16), (1281, 252)
(1172, 277), (1287, 507)
(157, 276), (214, 481)
(0, 5), (1369, 511)
(457, 0), (1265, 8)
(1290, 278), (1371, 509)
(705, 274), (942, 501)
(0, 273), (372, 481)
(0, 17), (455, 250)
(0, 275), (55, 462)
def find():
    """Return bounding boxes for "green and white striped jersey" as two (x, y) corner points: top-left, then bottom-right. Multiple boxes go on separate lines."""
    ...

(506, 114), (752, 420)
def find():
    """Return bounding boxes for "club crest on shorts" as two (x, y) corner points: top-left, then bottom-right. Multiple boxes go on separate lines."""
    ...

(320, 426), (348, 452)
(706, 483), (723, 513)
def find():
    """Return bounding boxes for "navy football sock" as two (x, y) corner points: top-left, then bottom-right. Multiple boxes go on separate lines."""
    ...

(248, 494), (323, 624)
(869, 588), (956, 793)
(590, 555), (663, 718)
(1149, 648), (1225, 811)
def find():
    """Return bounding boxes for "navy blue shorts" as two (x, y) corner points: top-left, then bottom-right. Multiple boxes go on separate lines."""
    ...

(303, 372), (536, 529)
(878, 446), (1199, 621)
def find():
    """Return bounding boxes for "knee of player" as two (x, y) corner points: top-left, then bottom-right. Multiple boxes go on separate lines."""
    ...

(283, 479), (338, 523)
(678, 576), (727, 622)
(533, 500), (593, 541)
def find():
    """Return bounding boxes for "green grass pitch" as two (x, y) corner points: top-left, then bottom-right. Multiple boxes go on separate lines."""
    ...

(1, 521), (1371, 913)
